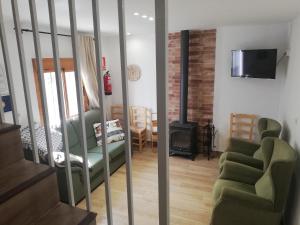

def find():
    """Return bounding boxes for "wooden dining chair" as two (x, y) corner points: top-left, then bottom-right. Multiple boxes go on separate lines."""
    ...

(151, 113), (158, 152)
(111, 104), (124, 126)
(230, 113), (257, 141)
(130, 106), (147, 151)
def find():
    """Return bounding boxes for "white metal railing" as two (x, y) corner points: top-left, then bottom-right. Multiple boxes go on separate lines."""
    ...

(67, 0), (92, 211)
(0, 0), (169, 224)
(155, 0), (170, 224)
(0, 0), (18, 125)
(92, 0), (114, 223)
(11, 0), (40, 164)
(28, 0), (54, 167)
(117, 0), (135, 224)
(47, 0), (75, 206)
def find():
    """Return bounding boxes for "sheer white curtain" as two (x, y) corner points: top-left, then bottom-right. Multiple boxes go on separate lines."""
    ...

(79, 35), (100, 108)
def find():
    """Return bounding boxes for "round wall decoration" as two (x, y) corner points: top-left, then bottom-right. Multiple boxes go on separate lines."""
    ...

(127, 64), (141, 81)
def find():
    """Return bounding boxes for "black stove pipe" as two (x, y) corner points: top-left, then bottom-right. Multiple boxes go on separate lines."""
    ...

(179, 30), (189, 124)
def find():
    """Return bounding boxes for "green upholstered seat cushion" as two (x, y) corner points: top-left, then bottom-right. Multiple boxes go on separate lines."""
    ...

(213, 179), (256, 203)
(88, 152), (104, 178)
(107, 141), (125, 159)
(219, 152), (264, 170)
(87, 141), (125, 160)
(87, 141), (125, 177)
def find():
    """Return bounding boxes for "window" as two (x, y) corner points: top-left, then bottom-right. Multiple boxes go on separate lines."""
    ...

(33, 58), (89, 129)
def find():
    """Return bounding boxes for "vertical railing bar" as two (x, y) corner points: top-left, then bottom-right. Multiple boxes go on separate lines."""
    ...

(28, 0), (54, 167)
(47, 0), (75, 206)
(68, 0), (91, 211)
(0, 0), (18, 125)
(155, 0), (169, 225)
(92, 0), (113, 224)
(117, 1), (135, 225)
(0, 99), (3, 123)
(11, 0), (39, 163)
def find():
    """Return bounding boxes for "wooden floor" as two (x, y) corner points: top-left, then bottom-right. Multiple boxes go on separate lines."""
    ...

(78, 148), (219, 225)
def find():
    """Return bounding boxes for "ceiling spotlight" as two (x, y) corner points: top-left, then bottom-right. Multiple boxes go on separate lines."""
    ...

(148, 17), (154, 21)
(133, 12), (139, 16)
(127, 32), (131, 36)
(141, 15), (148, 19)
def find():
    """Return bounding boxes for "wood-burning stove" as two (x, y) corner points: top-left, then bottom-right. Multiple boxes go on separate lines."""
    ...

(169, 121), (198, 160)
(169, 30), (198, 160)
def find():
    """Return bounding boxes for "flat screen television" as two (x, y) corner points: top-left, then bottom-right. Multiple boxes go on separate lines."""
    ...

(231, 49), (277, 79)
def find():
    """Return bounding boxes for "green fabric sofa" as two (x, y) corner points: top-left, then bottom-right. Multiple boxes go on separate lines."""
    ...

(219, 118), (282, 170)
(56, 110), (126, 204)
(211, 138), (297, 225)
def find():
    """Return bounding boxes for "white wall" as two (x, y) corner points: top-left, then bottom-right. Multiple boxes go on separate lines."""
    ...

(279, 15), (300, 225)
(0, 20), (73, 125)
(101, 35), (122, 112)
(102, 34), (157, 115)
(126, 34), (157, 113)
(0, 20), (118, 125)
(213, 23), (289, 151)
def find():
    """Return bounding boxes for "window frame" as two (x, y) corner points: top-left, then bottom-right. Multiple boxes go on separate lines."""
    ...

(32, 58), (89, 124)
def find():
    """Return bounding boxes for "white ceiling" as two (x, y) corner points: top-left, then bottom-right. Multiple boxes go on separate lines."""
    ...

(2, 0), (300, 35)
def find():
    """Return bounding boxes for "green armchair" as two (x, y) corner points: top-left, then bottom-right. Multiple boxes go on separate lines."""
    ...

(211, 138), (297, 225)
(219, 118), (282, 170)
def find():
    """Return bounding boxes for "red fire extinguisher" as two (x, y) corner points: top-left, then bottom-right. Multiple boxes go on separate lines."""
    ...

(103, 71), (112, 95)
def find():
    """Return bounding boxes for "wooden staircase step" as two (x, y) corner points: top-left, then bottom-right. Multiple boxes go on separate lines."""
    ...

(32, 203), (97, 225)
(0, 123), (24, 168)
(0, 162), (60, 225)
(0, 123), (21, 134)
(0, 159), (55, 204)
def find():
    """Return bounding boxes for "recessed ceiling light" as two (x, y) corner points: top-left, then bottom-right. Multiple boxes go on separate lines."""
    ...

(141, 15), (148, 19)
(133, 12), (139, 16)
(149, 17), (154, 21)
(127, 32), (131, 36)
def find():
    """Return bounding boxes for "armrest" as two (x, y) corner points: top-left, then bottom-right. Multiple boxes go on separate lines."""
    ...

(227, 138), (260, 156)
(220, 161), (263, 185)
(222, 152), (264, 170)
(219, 187), (273, 211)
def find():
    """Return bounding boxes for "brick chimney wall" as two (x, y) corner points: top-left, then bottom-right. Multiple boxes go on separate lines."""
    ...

(168, 30), (216, 144)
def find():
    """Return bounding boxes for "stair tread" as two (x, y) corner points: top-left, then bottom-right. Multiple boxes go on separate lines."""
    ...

(0, 159), (55, 204)
(33, 203), (97, 225)
(0, 123), (21, 134)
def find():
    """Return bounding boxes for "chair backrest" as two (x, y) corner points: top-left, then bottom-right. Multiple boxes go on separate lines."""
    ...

(130, 106), (147, 129)
(151, 113), (158, 134)
(230, 113), (257, 141)
(258, 118), (282, 140)
(255, 138), (297, 212)
(111, 104), (124, 126)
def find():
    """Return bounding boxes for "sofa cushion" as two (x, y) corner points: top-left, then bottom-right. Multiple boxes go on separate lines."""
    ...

(219, 152), (263, 170)
(213, 179), (255, 203)
(66, 121), (82, 156)
(88, 152), (104, 178)
(88, 141), (125, 160)
(87, 141), (125, 178)
(70, 110), (101, 151)
(93, 119), (125, 146)
(107, 141), (125, 159)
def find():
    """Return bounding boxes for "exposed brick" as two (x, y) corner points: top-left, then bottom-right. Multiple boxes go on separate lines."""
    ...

(168, 30), (216, 145)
